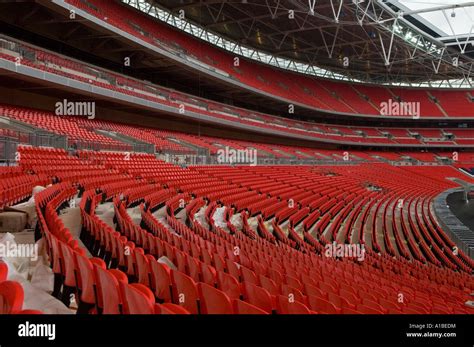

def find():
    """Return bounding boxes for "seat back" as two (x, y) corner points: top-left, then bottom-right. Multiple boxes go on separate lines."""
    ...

(241, 282), (273, 313)
(241, 266), (258, 285)
(232, 299), (268, 314)
(134, 250), (150, 286)
(198, 283), (233, 314)
(259, 275), (279, 296)
(171, 270), (199, 314)
(0, 281), (24, 314)
(200, 263), (216, 286)
(59, 241), (77, 287)
(0, 261), (8, 282)
(75, 254), (105, 305)
(148, 259), (172, 302)
(308, 295), (341, 314)
(216, 271), (241, 300)
(120, 282), (155, 314)
(276, 295), (311, 314)
(94, 266), (127, 314)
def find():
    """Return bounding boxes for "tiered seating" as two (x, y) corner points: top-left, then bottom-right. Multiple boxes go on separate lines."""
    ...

(430, 91), (473, 117)
(3, 147), (474, 315)
(0, 105), (129, 151)
(0, 163), (49, 209)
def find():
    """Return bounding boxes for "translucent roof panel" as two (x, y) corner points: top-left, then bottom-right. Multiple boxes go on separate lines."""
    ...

(389, 0), (474, 38)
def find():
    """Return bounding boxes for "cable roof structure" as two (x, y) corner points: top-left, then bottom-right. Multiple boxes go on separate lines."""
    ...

(123, 0), (474, 88)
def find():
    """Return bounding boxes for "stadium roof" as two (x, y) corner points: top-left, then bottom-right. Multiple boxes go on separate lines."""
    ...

(127, 0), (474, 88)
(389, 0), (474, 38)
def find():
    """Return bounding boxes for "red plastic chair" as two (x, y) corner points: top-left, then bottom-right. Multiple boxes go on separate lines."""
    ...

(198, 283), (233, 314)
(175, 249), (187, 274)
(217, 271), (241, 300)
(134, 250), (151, 286)
(285, 274), (303, 291)
(276, 295), (312, 314)
(225, 259), (241, 281)
(0, 281), (24, 314)
(356, 304), (384, 314)
(186, 255), (201, 282)
(171, 270), (199, 314)
(308, 295), (341, 314)
(339, 288), (360, 304)
(94, 266), (127, 314)
(305, 283), (327, 299)
(241, 282), (273, 313)
(241, 266), (258, 285)
(119, 282), (156, 314)
(281, 284), (306, 305)
(156, 302), (191, 314)
(233, 299), (268, 314)
(147, 256), (172, 302)
(200, 263), (216, 286)
(378, 298), (402, 312)
(328, 292), (356, 310)
(58, 241), (78, 306)
(431, 306), (452, 314)
(259, 275), (280, 296)
(0, 262), (8, 282)
(75, 253), (105, 310)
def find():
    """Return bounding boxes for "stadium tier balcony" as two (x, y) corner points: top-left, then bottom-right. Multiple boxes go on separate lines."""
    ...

(60, 0), (474, 119)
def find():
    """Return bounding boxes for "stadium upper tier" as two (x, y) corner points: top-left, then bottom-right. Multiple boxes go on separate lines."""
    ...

(59, 0), (474, 119)
(0, 41), (473, 149)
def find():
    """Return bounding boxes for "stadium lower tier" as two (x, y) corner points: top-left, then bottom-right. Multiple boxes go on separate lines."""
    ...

(1, 145), (473, 314)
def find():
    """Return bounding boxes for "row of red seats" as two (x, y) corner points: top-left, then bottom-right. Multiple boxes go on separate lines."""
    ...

(0, 165), (49, 209)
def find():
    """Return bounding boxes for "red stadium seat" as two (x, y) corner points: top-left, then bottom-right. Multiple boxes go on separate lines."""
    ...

(75, 254), (105, 313)
(0, 262), (8, 282)
(0, 281), (24, 314)
(148, 257), (173, 303)
(94, 267), (128, 314)
(241, 282), (273, 313)
(233, 299), (268, 314)
(198, 283), (233, 314)
(308, 295), (341, 314)
(276, 295), (312, 314)
(217, 271), (241, 300)
(171, 270), (199, 314)
(119, 282), (157, 314)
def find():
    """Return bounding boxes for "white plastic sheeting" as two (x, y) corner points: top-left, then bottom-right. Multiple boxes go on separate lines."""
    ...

(1, 233), (73, 314)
